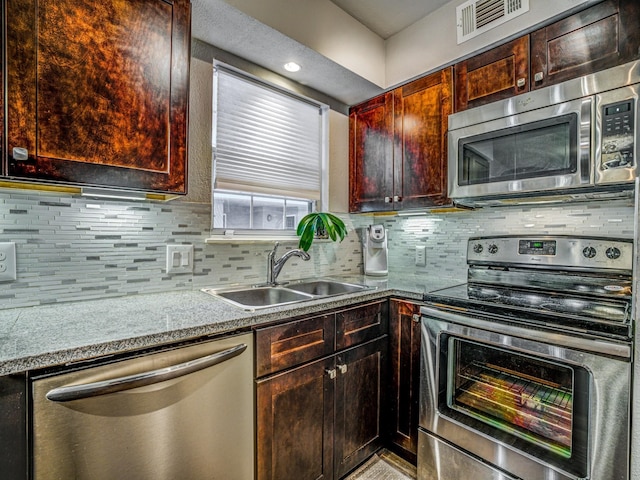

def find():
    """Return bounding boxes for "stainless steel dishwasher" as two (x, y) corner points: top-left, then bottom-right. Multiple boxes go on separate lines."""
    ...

(31, 332), (254, 480)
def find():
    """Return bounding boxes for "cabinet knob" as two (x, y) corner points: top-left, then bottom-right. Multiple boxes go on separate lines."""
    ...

(412, 314), (421, 323)
(534, 72), (544, 82)
(12, 147), (29, 161)
(384, 197), (392, 203)
(337, 364), (348, 374)
(326, 368), (337, 379)
(393, 195), (402, 202)
(516, 78), (526, 88)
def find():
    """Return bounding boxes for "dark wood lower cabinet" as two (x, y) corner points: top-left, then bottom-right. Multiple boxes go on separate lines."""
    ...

(388, 299), (422, 463)
(256, 337), (387, 480)
(334, 337), (387, 478)
(256, 356), (335, 480)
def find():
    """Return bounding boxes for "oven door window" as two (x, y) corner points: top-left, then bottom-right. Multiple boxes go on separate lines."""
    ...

(459, 113), (578, 186)
(441, 336), (589, 478)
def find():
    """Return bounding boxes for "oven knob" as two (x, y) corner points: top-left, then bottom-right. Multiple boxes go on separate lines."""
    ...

(488, 244), (498, 254)
(606, 247), (621, 259)
(473, 243), (483, 253)
(583, 246), (597, 258)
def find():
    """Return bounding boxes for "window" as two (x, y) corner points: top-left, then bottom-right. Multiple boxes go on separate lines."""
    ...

(211, 65), (328, 236)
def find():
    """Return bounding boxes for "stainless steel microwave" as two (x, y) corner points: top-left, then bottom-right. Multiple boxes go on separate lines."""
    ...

(448, 61), (640, 206)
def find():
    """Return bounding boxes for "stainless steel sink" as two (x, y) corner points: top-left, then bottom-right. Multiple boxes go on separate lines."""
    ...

(286, 280), (370, 296)
(202, 279), (372, 310)
(202, 286), (314, 310)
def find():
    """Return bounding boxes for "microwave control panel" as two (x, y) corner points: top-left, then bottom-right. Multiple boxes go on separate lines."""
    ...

(600, 99), (635, 170)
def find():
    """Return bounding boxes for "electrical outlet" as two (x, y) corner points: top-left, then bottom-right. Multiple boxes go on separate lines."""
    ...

(415, 245), (426, 266)
(0, 243), (17, 282)
(166, 244), (194, 274)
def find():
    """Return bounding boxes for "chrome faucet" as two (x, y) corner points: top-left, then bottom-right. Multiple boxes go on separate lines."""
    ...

(267, 242), (311, 285)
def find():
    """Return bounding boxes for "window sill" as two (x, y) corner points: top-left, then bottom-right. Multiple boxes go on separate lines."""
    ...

(205, 236), (299, 245)
(204, 236), (331, 245)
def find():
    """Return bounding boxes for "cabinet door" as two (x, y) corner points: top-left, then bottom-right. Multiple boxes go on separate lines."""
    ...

(334, 337), (387, 479)
(256, 356), (335, 480)
(5, 0), (190, 194)
(454, 36), (529, 111)
(256, 314), (335, 377)
(349, 93), (394, 212)
(336, 300), (388, 351)
(531, 0), (640, 90)
(388, 299), (422, 462)
(393, 68), (452, 209)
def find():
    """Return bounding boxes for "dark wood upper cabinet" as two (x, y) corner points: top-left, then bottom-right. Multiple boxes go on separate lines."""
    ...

(530, 0), (640, 90)
(4, 0), (191, 194)
(454, 36), (530, 111)
(393, 68), (452, 209)
(349, 68), (452, 213)
(349, 92), (394, 212)
(455, 0), (640, 109)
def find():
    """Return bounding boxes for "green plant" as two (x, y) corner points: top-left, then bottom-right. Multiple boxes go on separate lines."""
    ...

(296, 212), (347, 252)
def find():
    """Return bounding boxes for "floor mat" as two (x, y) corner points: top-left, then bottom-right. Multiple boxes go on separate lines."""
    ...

(345, 450), (417, 480)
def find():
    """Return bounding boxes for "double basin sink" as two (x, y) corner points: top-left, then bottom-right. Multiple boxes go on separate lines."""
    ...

(202, 279), (372, 310)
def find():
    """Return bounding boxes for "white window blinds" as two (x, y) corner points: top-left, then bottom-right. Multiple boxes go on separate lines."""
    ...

(212, 66), (324, 200)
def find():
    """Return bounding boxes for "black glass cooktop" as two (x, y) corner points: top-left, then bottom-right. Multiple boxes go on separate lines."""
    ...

(423, 282), (632, 339)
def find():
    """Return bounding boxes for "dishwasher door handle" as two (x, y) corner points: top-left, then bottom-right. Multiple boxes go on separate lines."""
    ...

(46, 343), (248, 402)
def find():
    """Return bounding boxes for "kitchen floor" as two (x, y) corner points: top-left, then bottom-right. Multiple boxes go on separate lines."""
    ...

(345, 450), (417, 480)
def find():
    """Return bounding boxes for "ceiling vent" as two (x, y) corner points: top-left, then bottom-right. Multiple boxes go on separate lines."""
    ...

(456, 0), (529, 44)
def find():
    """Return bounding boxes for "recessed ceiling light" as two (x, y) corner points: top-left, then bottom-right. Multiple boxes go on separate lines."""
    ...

(284, 62), (301, 72)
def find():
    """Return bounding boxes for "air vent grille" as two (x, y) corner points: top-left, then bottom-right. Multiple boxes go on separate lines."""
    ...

(460, 4), (475, 37)
(456, 0), (529, 44)
(476, 0), (504, 29)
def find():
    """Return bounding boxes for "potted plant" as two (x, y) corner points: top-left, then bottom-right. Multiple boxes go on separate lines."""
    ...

(296, 212), (347, 252)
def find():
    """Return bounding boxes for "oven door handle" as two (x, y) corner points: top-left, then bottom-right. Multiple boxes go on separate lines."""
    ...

(420, 305), (631, 359)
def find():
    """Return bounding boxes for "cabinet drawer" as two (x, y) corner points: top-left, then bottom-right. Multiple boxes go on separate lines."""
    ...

(336, 300), (388, 350)
(256, 315), (335, 377)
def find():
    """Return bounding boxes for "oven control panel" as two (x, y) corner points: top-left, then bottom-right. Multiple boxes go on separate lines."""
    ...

(468, 236), (633, 271)
(518, 240), (556, 255)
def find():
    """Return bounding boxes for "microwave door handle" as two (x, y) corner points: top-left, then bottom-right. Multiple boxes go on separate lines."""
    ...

(45, 343), (248, 402)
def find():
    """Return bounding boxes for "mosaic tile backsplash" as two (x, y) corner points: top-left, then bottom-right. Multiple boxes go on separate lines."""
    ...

(0, 189), (634, 310)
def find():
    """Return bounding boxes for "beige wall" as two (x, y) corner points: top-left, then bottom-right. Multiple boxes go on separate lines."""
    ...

(223, 0), (386, 88)
(328, 110), (349, 213)
(184, 57), (214, 204)
(385, 0), (596, 88)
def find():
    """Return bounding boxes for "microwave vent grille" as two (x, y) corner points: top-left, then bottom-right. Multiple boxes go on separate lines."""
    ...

(456, 0), (529, 44)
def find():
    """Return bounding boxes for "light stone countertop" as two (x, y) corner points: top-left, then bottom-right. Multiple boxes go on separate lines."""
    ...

(0, 274), (460, 375)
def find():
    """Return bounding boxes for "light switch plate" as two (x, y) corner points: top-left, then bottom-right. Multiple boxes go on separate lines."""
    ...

(166, 244), (194, 274)
(0, 242), (17, 282)
(415, 245), (426, 266)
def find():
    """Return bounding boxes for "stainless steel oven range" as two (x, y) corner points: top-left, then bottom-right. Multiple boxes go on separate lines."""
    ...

(418, 235), (633, 480)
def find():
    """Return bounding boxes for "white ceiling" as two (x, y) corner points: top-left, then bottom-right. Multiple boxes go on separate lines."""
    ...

(191, 0), (453, 106)
(330, 0), (451, 39)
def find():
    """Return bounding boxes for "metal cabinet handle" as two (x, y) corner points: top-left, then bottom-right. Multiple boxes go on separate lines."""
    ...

(12, 147), (29, 161)
(534, 72), (544, 82)
(393, 195), (402, 202)
(326, 368), (337, 379)
(46, 343), (248, 402)
(384, 197), (392, 203)
(337, 364), (348, 374)
(516, 78), (526, 88)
